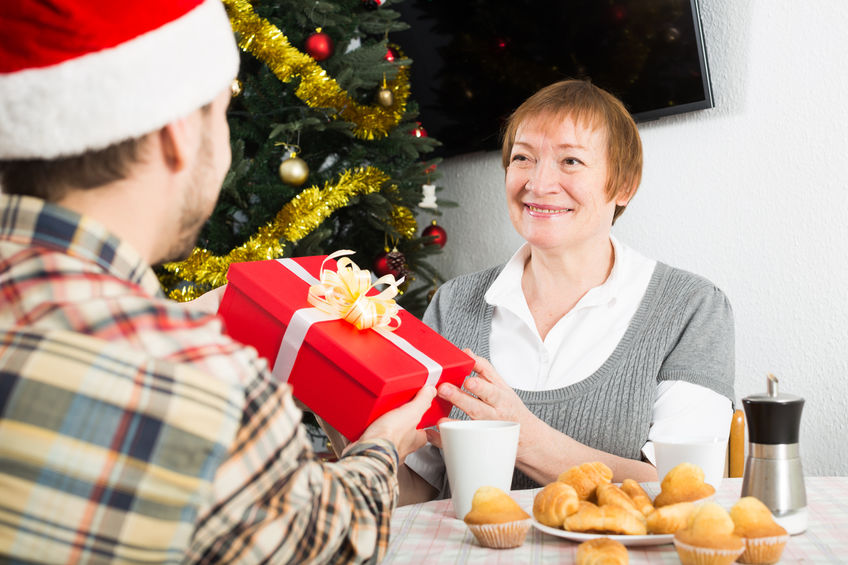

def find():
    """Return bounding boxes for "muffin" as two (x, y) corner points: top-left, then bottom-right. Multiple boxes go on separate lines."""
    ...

(654, 462), (715, 507)
(533, 481), (579, 527)
(463, 486), (532, 549)
(576, 537), (629, 565)
(730, 497), (789, 564)
(674, 503), (744, 565)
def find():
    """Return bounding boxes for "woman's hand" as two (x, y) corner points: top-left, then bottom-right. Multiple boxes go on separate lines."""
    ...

(428, 349), (658, 485)
(430, 349), (541, 458)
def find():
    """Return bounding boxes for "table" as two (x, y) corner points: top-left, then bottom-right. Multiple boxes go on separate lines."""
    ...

(384, 477), (847, 564)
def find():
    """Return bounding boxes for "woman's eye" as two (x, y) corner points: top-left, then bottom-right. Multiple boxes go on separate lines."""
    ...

(563, 157), (583, 166)
(511, 154), (528, 162)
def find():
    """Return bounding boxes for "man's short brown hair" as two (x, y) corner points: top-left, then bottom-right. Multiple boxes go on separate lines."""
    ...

(501, 80), (643, 223)
(0, 102), (214, 202)
(0, 135), (149, 202)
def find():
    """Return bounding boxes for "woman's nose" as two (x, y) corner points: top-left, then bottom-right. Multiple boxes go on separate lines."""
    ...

(527, 160), (560, 194)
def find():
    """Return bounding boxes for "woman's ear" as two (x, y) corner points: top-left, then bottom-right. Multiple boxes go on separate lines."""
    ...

(614, 183), (636, 207)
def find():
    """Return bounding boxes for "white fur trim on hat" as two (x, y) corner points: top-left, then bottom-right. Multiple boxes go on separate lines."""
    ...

(0, 0), (239, 160)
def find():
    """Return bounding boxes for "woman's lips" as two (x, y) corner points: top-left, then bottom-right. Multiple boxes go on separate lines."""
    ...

(525, 203), (574, 216)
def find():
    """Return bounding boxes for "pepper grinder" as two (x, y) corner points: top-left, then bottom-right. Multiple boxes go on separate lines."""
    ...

(741, 373), (807, 534)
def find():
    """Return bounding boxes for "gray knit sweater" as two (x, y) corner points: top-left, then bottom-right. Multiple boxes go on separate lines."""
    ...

(423, 261), (735, 491)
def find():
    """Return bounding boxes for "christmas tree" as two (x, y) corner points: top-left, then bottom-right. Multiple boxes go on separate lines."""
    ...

(158, 0), (453, 317)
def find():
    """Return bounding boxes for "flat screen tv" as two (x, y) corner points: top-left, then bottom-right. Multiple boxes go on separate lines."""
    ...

(394, 0), (714, 157)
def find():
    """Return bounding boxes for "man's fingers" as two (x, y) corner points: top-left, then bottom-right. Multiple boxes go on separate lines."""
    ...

(425, 428), (442, 449)
(412, 385), (438, 413)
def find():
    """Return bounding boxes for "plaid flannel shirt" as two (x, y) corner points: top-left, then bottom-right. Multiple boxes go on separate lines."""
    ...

(0, 194), (400, 564)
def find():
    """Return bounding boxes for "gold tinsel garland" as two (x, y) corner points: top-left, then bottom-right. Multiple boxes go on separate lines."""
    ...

(163, 166), (396, 300)
(389, 206), (417, 239)
(223, 0), (410, 140)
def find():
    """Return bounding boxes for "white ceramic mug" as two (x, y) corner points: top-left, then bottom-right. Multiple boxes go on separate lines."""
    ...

(653, 436), (727, 489)
(440, 420), (520, 520)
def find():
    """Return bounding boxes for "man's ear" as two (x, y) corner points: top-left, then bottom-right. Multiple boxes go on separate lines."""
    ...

(159, 118), (192, 172)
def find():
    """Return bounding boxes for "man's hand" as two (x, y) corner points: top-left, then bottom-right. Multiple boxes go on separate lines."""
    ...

(354, 385), (437, 462)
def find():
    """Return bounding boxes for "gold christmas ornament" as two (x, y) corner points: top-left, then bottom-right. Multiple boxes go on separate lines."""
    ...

(230, 78), (243, 97)
(222, 0), (411, 140)
(279, 155), (309, 186)
(377, 87), (394, 107)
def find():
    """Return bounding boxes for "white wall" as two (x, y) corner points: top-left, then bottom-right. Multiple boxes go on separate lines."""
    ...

(422, 0), (848, 476)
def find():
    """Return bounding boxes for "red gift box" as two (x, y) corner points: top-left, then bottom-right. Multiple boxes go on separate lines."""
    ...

(217, 255), (474, 440)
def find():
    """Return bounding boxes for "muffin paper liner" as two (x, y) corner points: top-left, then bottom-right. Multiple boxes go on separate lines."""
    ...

(738, 534), (790, 564)
(673, 538), (745, 565)
(467, 519), (532, 549)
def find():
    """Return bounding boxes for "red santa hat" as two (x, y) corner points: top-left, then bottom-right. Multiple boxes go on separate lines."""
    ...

(0, 0), (239, 160)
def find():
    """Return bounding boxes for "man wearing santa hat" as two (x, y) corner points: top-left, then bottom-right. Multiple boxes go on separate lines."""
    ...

(0, 0), (436, 562)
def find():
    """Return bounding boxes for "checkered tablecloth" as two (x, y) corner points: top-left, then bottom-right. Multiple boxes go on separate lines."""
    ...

(384, 477), (847, 564)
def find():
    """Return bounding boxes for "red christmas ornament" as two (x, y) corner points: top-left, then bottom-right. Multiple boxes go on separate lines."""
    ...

(422, 220), (447, 248)
(424, 163), (437, 174)
(384, 45), (399, 62)
(361, 0), (382, 9)
(410, 122), (428, 138)
(305, 30), (334, 61)
(373, 250), (394, 278)
(374, 248), (407, 279)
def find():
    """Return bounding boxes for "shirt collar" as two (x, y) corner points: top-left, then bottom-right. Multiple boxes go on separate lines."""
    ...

(485, 236), (629, 310)
(0, 194), (164, 297)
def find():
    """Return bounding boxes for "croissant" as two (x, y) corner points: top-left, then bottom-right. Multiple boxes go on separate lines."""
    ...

(620, 479), (655, 516)
(576, 537), (629, 565)
(565, 501), (647, 536)
(533, 481), (579, 527)
(596, 483), (643, 521)
(646, 501), (696, 534)
(653, 462), (715, 507)
(557, 462), (613, 501)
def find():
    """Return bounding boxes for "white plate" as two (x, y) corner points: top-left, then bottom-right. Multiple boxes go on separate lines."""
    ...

(531, 520), (674, 547)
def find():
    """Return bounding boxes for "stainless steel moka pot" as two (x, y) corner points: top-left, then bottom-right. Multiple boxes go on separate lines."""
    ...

(741, 374), (807, 534)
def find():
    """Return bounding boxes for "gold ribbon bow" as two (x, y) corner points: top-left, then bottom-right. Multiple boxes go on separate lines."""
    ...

(307, 250), (403, 331)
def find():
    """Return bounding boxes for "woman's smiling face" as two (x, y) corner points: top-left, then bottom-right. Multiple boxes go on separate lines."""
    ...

(505, 113), (629, 254)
